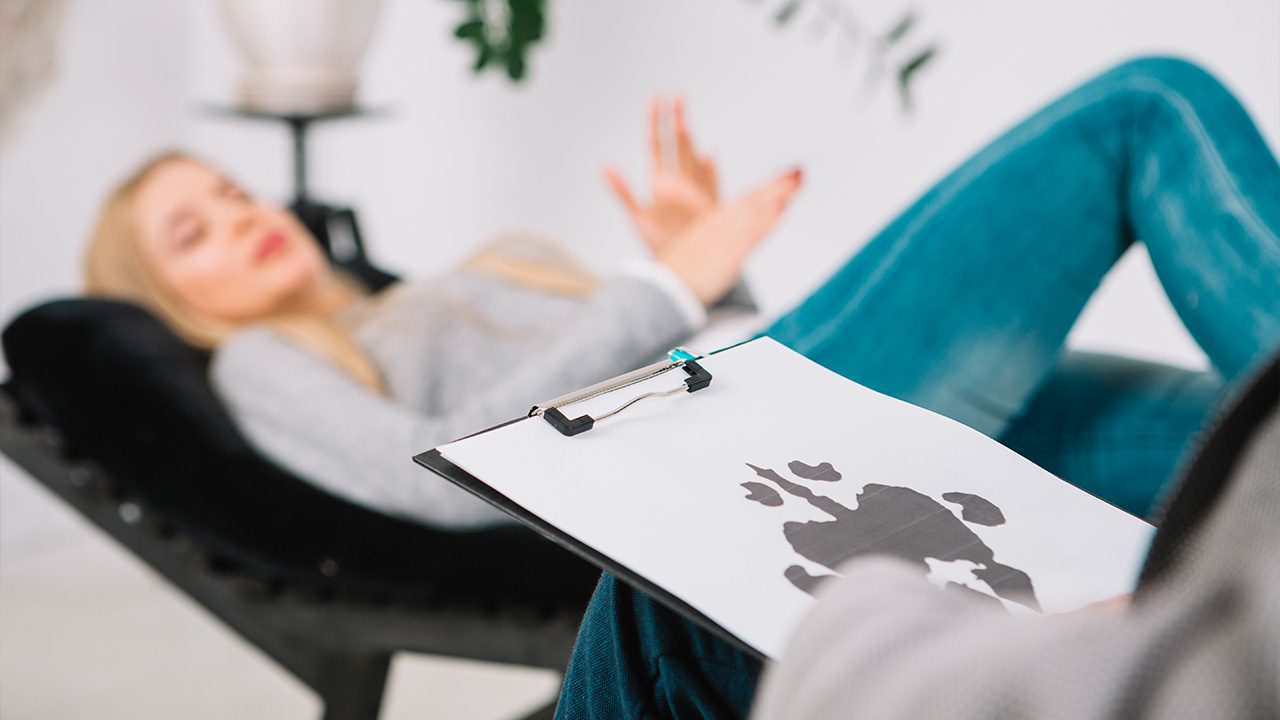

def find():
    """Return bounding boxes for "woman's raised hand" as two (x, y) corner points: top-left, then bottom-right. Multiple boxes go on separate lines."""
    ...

(656, 169), (803, 306)
(605, 97), (719, 255)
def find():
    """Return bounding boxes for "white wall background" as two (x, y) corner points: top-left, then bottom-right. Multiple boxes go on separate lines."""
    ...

(0, 1), (1277, 717)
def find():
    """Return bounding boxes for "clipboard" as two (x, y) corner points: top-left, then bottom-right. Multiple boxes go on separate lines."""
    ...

(413, 337), (1155, 661)
(414, 340), (765, 660)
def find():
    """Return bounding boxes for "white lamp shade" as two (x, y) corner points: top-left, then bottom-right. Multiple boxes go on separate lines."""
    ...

(217, 0), (385, 114)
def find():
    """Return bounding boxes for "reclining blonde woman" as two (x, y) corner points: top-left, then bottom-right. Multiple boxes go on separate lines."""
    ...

(84, 97), (800, 530)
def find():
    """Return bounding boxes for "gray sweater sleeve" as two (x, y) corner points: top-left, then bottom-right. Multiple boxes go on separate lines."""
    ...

(752, 555), (1273, 720)
(210, 274), (699, 530)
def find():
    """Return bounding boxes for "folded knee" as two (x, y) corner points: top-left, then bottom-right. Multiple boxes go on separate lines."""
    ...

(1107, 56), (1214, 84)
(1091, 55), (1231, 107)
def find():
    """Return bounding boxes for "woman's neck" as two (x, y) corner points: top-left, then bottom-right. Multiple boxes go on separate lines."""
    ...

(280, 270), (363, 318)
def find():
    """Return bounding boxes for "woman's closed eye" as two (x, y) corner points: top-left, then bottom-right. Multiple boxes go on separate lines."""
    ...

(218, 181), (250, 202)
(173, 219), (206, 250)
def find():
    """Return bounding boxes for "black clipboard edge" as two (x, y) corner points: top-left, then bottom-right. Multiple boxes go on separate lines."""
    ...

(413, 445), (767, 663)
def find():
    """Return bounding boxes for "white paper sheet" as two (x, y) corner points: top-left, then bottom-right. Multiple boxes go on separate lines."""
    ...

(437, 338), (1155, 659)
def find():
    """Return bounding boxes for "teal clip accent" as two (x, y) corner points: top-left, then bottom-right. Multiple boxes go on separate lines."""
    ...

(668, 347), (697, 363)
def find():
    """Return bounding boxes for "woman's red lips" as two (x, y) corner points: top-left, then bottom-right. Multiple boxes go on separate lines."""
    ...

(255, 231), (287, 262)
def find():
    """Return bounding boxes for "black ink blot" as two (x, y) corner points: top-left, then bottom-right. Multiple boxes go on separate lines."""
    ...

(787, 460), (842, 482)
(741, 481), (783, 507)
(942, 492), (1006, 526)
(743, 463), (1040, 612)
(785, 565), (833, 595)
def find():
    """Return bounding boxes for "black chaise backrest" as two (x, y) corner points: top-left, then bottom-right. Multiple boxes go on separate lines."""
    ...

(3, 297), (459, 595)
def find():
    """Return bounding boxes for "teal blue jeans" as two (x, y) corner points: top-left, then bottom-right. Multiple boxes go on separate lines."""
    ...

(556, 57), (1280, 719)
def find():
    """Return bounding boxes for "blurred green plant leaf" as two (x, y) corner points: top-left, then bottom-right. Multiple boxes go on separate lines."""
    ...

(454, 19), (484, 39)
(884, 11), (915, 44)
(449, 0), (547, 83)
(446, 0), (941, 112)
(897, 46), (937, 110)
(473, 45), (493, 71)
(775, 0), (804, 25)
(507, 54), (527, 80)
(748, 0), (941, 113)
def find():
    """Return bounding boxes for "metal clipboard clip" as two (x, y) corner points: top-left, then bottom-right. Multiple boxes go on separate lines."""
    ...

(529, 347), (713, 437)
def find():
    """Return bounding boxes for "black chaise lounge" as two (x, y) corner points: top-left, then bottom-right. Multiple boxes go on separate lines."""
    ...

(0, 236), (594, 719)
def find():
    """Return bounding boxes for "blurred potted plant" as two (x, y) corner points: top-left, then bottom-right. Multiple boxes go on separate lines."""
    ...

(449, 0), (936, 109)
(217, 0), (384, 113)
(450, 0), (546, 81)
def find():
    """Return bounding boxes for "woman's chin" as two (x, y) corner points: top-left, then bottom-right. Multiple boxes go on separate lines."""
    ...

(276, 260), (350, 313)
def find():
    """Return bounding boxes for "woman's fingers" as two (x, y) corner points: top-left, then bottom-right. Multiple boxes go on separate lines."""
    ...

(607, 167), (672, 253)
(649, 98), (664, 175)
(604, 167), (643, 218)
(655, 166), (804, 305)
(724, 168), (804, 251)
(647, 96), (718, 201)
(696, 154), (718, 201)
(748, 168), (804, 214)
(677, 100), (720, 202)
(673, 97), (700, 178)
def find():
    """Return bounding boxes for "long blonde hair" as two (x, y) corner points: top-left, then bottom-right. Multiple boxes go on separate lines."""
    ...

(84, 150), (600, 392)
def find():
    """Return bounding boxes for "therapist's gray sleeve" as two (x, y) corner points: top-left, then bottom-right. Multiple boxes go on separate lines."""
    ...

(753, 555), (1274, 720)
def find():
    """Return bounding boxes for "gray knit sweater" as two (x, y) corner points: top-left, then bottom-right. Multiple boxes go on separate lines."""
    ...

(210, 265), (716, 530)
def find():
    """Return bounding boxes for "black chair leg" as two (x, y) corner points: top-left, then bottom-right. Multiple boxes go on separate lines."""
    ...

(316, 652), (391, 720)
